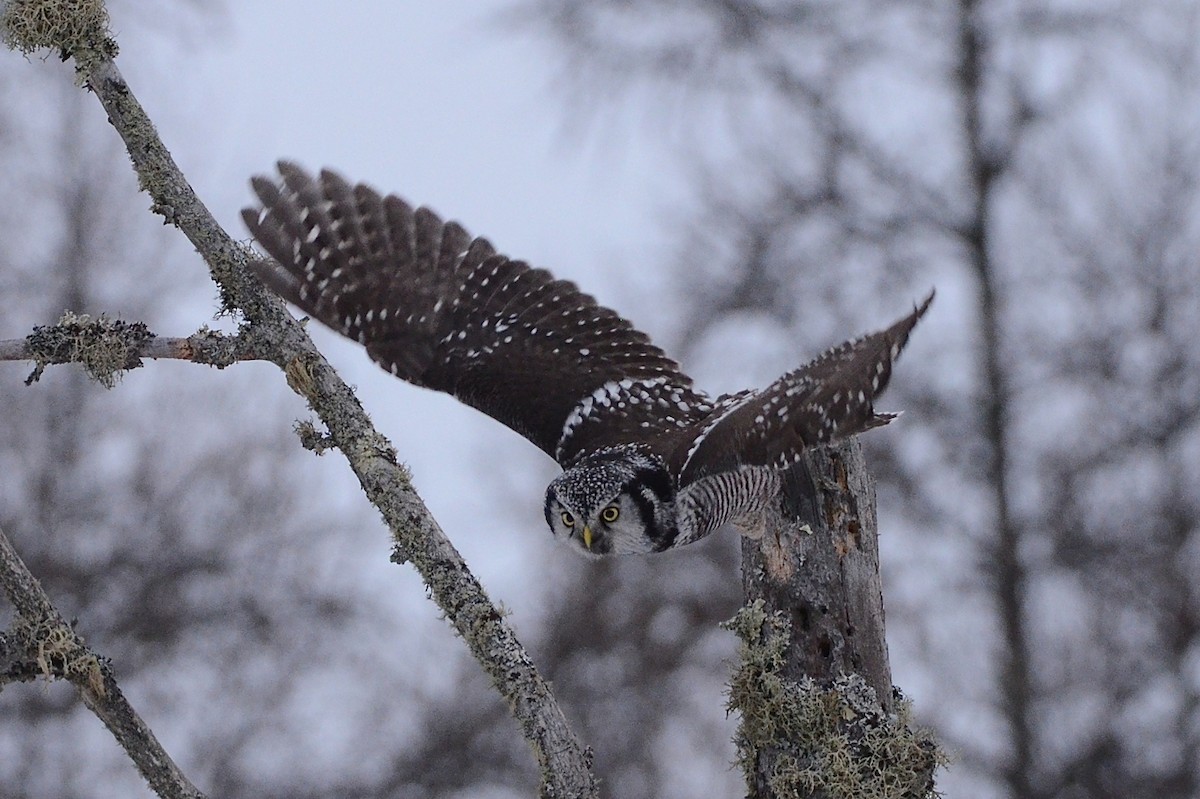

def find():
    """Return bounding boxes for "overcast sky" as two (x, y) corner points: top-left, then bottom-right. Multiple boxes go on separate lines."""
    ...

(162, 2), (674, 285)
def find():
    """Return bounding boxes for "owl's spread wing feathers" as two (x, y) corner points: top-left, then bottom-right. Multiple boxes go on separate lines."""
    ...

(243, 163), (707, 464)
(672, 292), (934, 484)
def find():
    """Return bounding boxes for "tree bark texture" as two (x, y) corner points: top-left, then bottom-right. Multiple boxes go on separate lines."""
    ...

(729, 439), (939, 799)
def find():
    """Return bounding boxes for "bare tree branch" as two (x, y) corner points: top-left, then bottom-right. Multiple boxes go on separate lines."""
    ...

(1, 3), (598, 796)
(0, 522), (207, 799)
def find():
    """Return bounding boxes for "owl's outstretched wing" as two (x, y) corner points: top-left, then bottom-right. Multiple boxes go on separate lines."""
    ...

(242, 163), (711, 465)
(672, 292), (933, 484)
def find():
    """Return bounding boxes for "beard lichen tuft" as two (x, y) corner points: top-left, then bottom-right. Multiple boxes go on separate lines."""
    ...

(25, 312), (153, 388)
(1, 0), (116, 67)
(15, 616), (107, 697)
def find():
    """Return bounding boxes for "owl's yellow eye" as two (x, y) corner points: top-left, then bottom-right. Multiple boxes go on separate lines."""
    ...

(601, 506), (620, 523)
(560, 511), (575, 527)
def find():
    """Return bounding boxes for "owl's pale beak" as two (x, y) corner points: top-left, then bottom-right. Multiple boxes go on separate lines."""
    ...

(582, 526), (593, 550)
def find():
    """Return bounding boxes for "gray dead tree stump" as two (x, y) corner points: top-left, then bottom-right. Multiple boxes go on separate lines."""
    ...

(728, 439), (941, 799)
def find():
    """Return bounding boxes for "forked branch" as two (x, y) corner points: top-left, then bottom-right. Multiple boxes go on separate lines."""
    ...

(0, 523), (206, 799)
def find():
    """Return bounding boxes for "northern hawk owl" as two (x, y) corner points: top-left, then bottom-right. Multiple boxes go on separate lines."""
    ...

(243, 163), (931, 556)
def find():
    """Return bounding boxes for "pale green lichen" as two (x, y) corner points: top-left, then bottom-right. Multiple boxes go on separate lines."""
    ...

(725, 601), (943, 799)
(16, 616), (107, 697)
(294, 420), (337, 455)
(24, 311), (153, 388)
(0, 0), (117, 68)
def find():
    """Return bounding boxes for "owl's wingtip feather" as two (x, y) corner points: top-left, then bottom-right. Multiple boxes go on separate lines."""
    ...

(275, 159), (305, 178)
(868, 410), (901, 429)
(918, 288), (936, 313)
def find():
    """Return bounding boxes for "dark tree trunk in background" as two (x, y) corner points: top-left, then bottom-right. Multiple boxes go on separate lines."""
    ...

(953, 3), (1034, 794)
(730, 439), (938, 799)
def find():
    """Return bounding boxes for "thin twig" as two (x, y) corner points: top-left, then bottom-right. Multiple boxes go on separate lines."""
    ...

(0, 523), (206, 799)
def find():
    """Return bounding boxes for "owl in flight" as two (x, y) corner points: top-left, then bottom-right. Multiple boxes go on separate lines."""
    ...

(243, 163), (931, 556)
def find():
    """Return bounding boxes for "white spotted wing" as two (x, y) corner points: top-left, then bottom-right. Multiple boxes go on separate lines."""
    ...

(243, 163), (710, 466)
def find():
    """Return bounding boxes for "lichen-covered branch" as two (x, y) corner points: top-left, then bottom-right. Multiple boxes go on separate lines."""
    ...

(1, 2), (597, 796)
(0, 312), (270, 386)
(733, 440), (941, 798)
(0, 523), (207, 799)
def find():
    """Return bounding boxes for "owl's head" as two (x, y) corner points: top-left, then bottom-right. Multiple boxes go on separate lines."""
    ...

(544, 447), (676, 556)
